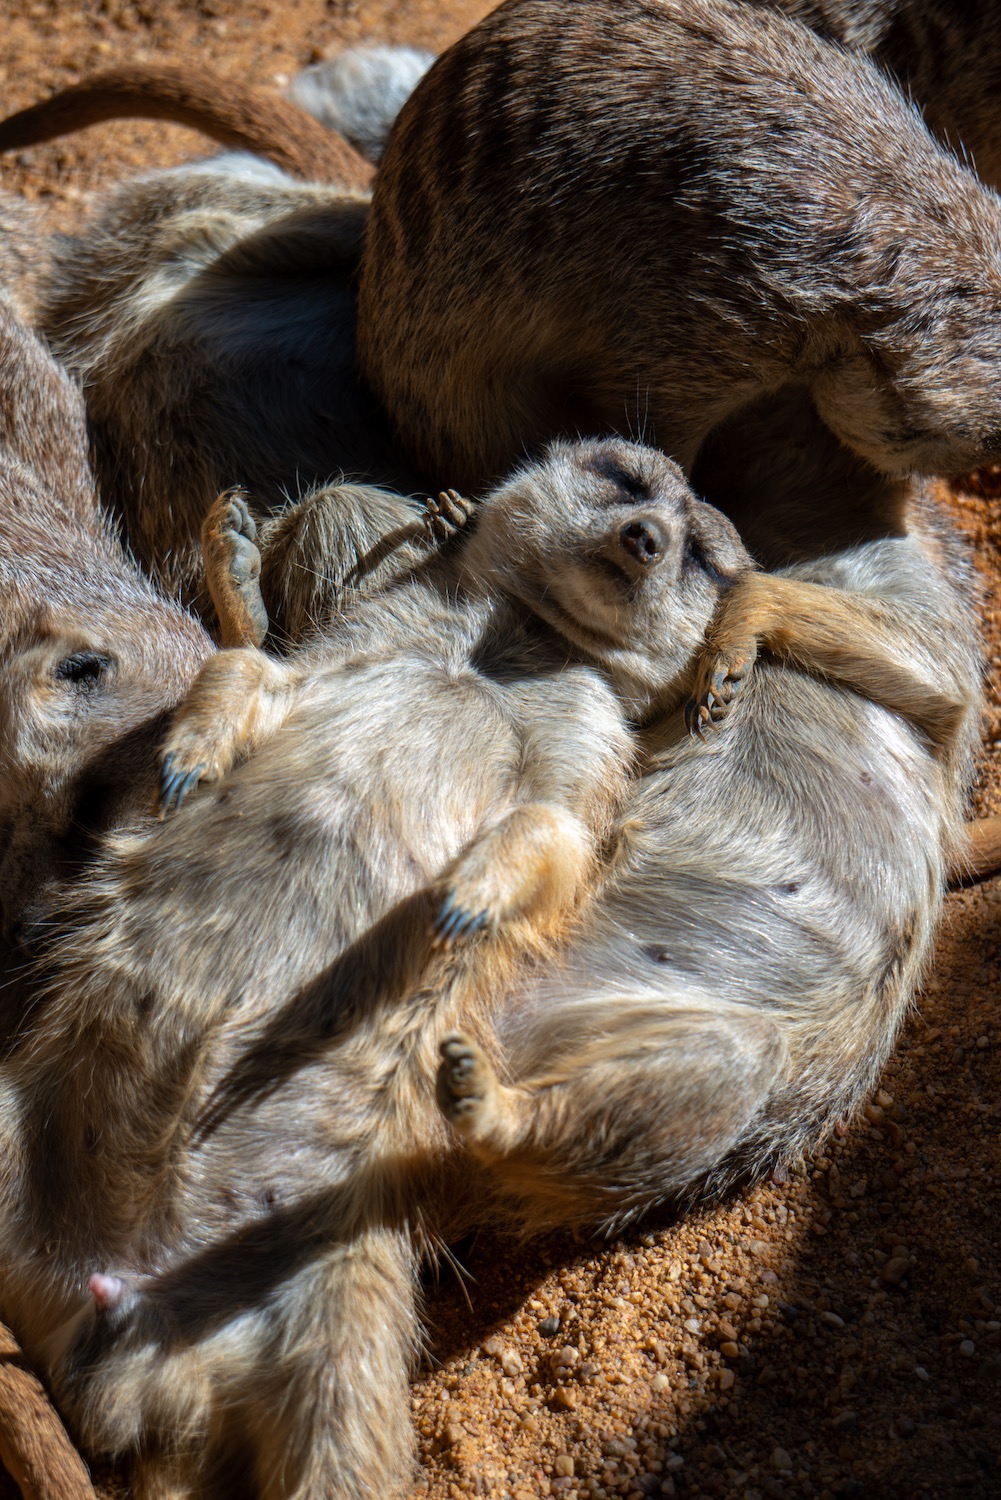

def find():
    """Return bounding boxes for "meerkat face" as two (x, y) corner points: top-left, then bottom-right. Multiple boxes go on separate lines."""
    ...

(0, 604), (207, 947)
(462, 437), (753, 687)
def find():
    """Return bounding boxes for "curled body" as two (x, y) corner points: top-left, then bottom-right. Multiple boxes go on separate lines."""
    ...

(15, 49), (429, 609)
(4, 2), (1001, 594)
(357, 0), (1001, 495)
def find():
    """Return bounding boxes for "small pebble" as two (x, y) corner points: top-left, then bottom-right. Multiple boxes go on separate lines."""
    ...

(720, 1341), (740, 1360)
(959, 1339), (976, 1357)
(772, 1447), (793, 1471)
(554, 1454), (574, 1478)
(538, 1316), (561, 1337)
(879, 1256), (910, 1285)
(651, 1372), (670, 1393)
(718, 1368), (735, 1391)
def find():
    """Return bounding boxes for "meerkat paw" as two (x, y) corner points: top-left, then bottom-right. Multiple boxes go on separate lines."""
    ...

(157, 649), (296, 817)
(686, 642), (756, 740)
(423, 488), (476, 544)
(433, 804), (589, 947)
(436, 1033), (504, 1143)
(202, 487), (270, 648)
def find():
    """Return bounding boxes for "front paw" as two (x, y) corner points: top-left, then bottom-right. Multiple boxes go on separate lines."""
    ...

(432, 888), (492, 948)
(686, 646), (753, 740)
(423, 488), (476, 544)
(157, 749), (209, 818)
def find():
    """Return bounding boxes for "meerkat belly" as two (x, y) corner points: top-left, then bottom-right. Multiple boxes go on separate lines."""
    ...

(160, 652), (525, 967)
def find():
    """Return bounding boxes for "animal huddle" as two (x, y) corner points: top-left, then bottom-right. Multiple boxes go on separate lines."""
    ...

(0, 1), (998, 1495)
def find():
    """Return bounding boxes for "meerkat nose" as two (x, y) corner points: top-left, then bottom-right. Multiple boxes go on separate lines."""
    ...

(618, 518), (667, 567)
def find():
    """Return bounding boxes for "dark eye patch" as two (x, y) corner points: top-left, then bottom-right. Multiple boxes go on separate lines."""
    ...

(53, 652), (113, 691)
(582, 450), (650, 500)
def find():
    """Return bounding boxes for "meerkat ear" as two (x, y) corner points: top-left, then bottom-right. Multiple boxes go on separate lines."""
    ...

(51, 649), (114, 692)
(688, 499), (755, 577)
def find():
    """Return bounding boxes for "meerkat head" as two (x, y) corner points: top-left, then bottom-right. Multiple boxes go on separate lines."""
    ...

(0, 578), (210, 948)
(460, 437), (753, 715)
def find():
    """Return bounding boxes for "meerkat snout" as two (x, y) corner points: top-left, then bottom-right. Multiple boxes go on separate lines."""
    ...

(618, 517), (667, 568)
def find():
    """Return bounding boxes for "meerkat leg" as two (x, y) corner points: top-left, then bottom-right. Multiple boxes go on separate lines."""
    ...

(201, 487), (270, 649)
(256, 484), (475, 646)
(687, 572), (969, 753)
(248, 1229), (420, 1500)
(432, 803), (592, 948)
(437, 1007), (784, 1228)
(952, 813), (1001, 883)
(157, 647), (301, 816)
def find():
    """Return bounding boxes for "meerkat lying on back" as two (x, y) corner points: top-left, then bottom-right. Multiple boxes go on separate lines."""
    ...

(158, 439), (755, 954)
(0, 426), (984, 1500)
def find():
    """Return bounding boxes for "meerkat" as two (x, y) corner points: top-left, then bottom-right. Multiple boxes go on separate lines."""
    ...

(0, 402), (987, 1499)
(0, 257), (209, 1500)
(353, 0), (1001, 506)
(0, 54), (421, 614)
(3, 2), (1001, 602)
(158, 438), (756, 955)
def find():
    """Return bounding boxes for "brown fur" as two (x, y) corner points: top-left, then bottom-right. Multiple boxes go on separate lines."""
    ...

(0, 239), (213, 1500)
(357, 0), (1001, 503)
(757, 0), (1001, 191)
(2, 7), (996, 608)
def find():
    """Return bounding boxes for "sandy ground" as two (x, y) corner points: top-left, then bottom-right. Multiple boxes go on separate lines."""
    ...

(0, 2), (999, 1497)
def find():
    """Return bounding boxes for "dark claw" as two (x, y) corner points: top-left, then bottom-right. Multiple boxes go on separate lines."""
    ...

(433, 895), (490, 946)
(158, 761), (206, 818)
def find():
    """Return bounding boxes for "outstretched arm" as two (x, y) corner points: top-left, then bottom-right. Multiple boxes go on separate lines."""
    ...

(687, 571), (970, 755)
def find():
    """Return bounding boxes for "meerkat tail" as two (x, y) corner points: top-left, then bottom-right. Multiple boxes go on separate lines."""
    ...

(0, 65), (373, 188)
(951, 813), (1001, 884)
(0, 1319), (96, 1500)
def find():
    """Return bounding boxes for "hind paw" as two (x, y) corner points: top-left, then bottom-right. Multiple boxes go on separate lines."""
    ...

(436, 1033), (498, 1136)
(203, 488), (270, 648)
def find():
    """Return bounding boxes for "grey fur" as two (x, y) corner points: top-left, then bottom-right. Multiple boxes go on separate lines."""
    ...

(287, 45), (435, 163)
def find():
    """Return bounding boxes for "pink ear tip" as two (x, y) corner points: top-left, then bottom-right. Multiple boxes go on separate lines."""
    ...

(88, 1272), (124, 1312)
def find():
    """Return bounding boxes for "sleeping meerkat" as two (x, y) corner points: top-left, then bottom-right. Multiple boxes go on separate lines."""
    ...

(0, 431), (984, 1499)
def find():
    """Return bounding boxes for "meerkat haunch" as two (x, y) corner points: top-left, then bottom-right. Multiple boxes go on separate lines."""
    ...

(356, 0), (1001, 496)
